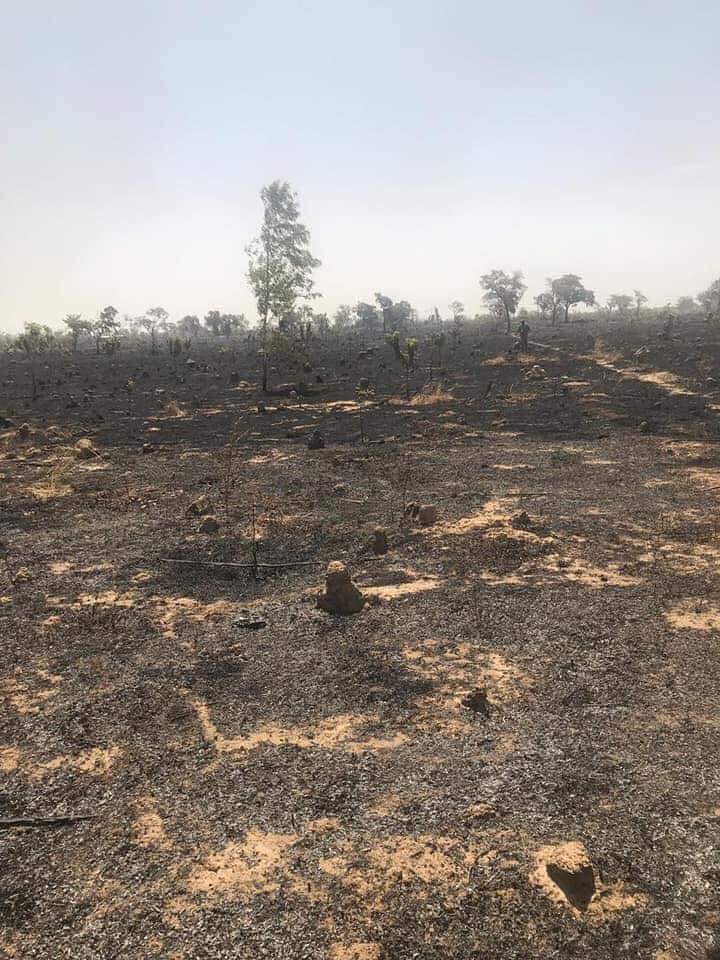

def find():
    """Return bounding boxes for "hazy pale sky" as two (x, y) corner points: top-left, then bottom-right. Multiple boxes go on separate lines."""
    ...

(1, 0), (719, 331)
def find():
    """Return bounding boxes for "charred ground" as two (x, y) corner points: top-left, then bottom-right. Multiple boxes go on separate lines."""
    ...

(1, 319), (719, 959)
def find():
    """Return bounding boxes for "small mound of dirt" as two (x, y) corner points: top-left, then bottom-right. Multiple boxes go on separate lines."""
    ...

(317, 561), (365, 615)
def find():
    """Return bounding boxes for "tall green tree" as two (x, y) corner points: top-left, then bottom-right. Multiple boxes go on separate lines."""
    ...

(675, 296), (697, 315)
(145, 306), (169, 352)
(698, 277), (720, 317)
(551, 274), (595, 323)
(355, 302), (381, 336)
(333, 304), (354, 330)
(633, 289), (648, 322)
(607, 294), (633, 317)
(178, 314), (201, 338)
(15, 323), (55, 400)
(203, 310), (224, 336)
(62, 313), (92, 352)
(449, 301), (465, 321)
(374, 293), (394, 335)
(246, 181), (320, 392)
(93, 305), (120, 353)
(480, 270), (527, 333)
(534, 291), (555, 323)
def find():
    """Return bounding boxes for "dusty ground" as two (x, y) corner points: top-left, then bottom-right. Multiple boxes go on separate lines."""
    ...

(1, 320), (719, 959)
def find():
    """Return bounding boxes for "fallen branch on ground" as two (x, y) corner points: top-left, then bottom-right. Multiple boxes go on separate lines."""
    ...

(0, 815), (95, 829)
(154, 557), (322, 570)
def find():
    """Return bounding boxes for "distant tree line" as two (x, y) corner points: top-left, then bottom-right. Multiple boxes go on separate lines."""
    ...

(5, 179), (720, 378)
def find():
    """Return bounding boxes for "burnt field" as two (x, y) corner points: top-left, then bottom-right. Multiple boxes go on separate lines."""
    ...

(1, 319), (720, 960)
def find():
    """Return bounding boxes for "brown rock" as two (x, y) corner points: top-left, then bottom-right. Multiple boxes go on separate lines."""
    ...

(511, 510), (531, 530)
(317, 561), (365, 615)
(371, 527), (389, 556)
(461, 687), (491, 717)
(187, 494), (212, 516)
(308, 429), (325, 450)
(418, 504), (438, 526)
(73, 438), (97, 459)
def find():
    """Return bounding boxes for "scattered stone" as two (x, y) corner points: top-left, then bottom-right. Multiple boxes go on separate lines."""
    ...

(317, 561), (365, 615)
(461, 687), (491, 717)
(12, 567), (33, 584)
(638, 420), (651, 433)
(187, 495), (212, 517)
(234, 612), (267, 630)
(418, 504), (438, 526)
(404, 501), (421, 520)
(308, 429), (325, 450)
(511, 511), (532, 530)
(464, 802), (497, 821)
(198, 515), (220, 534)
(371, 527), (389, 556)
(73, 438), (97, 459)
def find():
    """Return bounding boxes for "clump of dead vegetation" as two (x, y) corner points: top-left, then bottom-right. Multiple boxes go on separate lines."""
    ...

(410, 384), (454, 406)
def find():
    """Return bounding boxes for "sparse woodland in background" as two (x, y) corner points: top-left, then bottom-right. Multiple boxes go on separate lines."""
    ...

(3, 182), (720, 402)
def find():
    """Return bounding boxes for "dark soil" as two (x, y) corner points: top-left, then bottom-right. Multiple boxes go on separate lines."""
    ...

(1, 318), (719, 959)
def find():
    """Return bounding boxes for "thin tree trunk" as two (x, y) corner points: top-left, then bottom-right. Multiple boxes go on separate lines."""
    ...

(261, 242), (270, 393)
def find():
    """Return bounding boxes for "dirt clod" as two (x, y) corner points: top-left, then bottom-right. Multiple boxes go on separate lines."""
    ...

(371, 527), (389, 555)
(73, 437), (97, 459)
(538, 842), (597, 911)
(198, 515), (220, 534)
(308, 429), (325, 450)
(317, 560), (365, 614)
(461, 687), (491, 717)
(418, 504), (438, 525)
(186, 494), (212, 516)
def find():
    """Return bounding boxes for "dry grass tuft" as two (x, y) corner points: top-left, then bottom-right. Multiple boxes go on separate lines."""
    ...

(592, 339), (624, 363)
(163, 400), (185, 418)
(410, 384), (454, 406)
